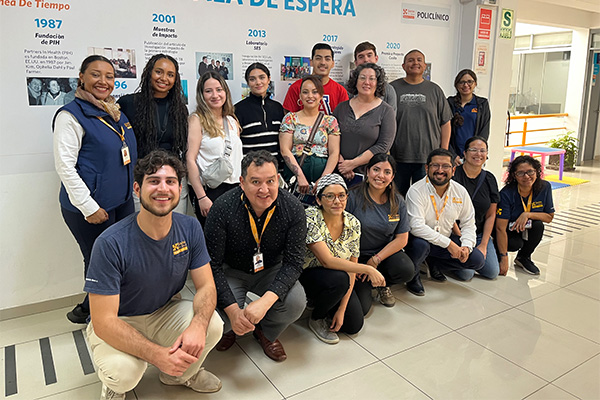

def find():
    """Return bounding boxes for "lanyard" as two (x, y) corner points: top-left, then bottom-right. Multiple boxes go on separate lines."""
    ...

(430, 194), (448, 223)
(97, 117), (126, 143)
(520, 192), (532, 213)
(245, 203), (276, 252)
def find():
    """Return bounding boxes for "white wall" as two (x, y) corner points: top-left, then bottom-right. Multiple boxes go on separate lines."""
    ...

(1, 0), (467, 311)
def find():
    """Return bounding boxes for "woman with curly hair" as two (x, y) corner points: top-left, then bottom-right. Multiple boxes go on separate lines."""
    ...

(118, 54), (189, 213)
(333, 63), (395, 183)
(187, 71), (242, 224)
(495, 155), (554, 276)
(447, 69), (490, 162)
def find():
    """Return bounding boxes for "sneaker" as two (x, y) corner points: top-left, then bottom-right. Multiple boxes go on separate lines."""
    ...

(100, 384), (125, 400)
(308, 318), (339, 344)
(376, 287), (396, 307)
(160, 367), (222, 393)
(514, 257), (540, 275)
(67, 304), (89, 324)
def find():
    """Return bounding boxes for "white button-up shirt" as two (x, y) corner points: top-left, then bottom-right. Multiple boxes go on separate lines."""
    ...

(406, 177), (477, 250)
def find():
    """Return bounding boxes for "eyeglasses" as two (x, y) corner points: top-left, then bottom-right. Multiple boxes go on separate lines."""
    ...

(458, 80), (475, 86)
(321, 193), (347, 202)
(429, 163), (453, 171)
(515, 169), (536, 178)
(466, 148), (488, 154)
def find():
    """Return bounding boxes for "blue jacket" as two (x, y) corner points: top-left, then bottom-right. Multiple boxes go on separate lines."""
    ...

(54, 98), (137, 213)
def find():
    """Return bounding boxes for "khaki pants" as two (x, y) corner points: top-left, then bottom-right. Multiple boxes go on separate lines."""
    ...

(87, 296), (223, 393)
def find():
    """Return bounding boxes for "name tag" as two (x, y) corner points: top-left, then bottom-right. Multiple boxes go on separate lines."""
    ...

(532, 201), (543, 209)
(452, 197), (462, 204)
(253, 252), (264, 273)
(388, 214), (400, 222)
(124, 122), (132, 129)
(121, 144), (131, 165)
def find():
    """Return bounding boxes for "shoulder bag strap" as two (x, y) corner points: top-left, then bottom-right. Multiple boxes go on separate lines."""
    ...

(222, 117), (232, 158)
(297, 111), (324, 168)
(471, 170), (487, 199)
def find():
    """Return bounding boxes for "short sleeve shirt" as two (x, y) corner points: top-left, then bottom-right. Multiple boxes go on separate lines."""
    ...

(452, 166), (500, 234)
(497, 180), (555, 221)
(304, 207), (361, 269)
(84, 213), (211, 316)
(279, 112), (340, 158)
(346, 191), (409, 257)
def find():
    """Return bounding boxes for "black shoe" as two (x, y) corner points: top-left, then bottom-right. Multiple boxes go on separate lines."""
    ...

(428, 264), (447, 282)
(515, 257), (540, 275)
(406, 273), (425, 296)
(67, 304), (89, 324)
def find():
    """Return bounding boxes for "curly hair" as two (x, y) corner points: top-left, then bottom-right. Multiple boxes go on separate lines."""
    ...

(132, 54), (188, 160)
(134, 149), (187, 187)
(504, 155), (545, 194)
(352, 153), (400, 216)
(193, 71), (238, 139)
(451, 69), (478, 128)
(347, 63), (386, 98)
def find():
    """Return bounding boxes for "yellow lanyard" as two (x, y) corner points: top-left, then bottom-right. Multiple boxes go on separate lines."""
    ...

(245, 203), (276, 252)
(520, 192), (532, 213)
(430, 194), (449, 223)
(97, 117), (126, 143)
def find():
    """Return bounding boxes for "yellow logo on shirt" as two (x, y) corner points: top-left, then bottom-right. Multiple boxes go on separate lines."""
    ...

(532, 201), (543, 209)
(124, 122), (132, 129)
(452, 197), (462, 204)
(388, 214), (400, 222)
(172, 241), (188, 255)
(497, 208), (502, 215)
(472, 108), (478, 113)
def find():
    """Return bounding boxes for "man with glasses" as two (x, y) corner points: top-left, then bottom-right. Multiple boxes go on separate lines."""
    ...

(403, 148), (484, 296)
(204, 150), (307, 362)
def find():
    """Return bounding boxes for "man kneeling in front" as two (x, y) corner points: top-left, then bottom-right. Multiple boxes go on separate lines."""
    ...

(85, 150), (223, 399)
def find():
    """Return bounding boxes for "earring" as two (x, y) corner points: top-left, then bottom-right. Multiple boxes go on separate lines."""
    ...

(297, 98), (302, 106)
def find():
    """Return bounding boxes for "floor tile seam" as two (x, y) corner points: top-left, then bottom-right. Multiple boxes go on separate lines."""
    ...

(34, 381), (100, 400)
(451, 306), (519, 332)
(519, 382), (578, 400)
(449, 277), (559, 307)
(563, 285), (600, 302)
(284, 360), (381, 399)
(379, 330), (455, 362)
(514, 302), (600, 345)
(453, 329), (554, 383)
(233, 341), (286, 399)
(395, 298), (458, 331)
(379, 359), (434, 399)
(346, 332), (387, 362)
(546, 352), (600, 397)
(0, 327), (87, 352)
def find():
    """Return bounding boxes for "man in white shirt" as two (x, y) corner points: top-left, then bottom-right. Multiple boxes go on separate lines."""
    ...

(404, 148), (485, 295)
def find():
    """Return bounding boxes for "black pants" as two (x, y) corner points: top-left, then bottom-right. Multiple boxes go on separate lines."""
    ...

(299, 267), (365, 335)
(505, 219), (545, 259)
(61, 199), (134, 311)
(354, 250), (414, 313)
(189, 183), (238, 226)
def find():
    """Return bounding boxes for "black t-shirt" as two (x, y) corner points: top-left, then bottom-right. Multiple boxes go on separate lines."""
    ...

(118, 93), (175, 158)
(453, 165), (500, 234)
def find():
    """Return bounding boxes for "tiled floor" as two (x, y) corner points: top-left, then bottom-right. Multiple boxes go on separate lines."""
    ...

(2, 161), (599, 400)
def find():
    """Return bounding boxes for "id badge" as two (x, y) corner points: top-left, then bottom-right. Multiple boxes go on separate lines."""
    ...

(434, 224), (440, 233)
(121, 143), (131, 166)
(253, 252), (264, 273)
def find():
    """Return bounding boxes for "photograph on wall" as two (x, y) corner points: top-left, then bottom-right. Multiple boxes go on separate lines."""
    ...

(281, 56), (310, 81)
(241, 81), (275, 100)
(423, 63), (431, 81)
(26, 77), (78, 106)
(88, 47), (137, 78)
(196, 52), (233, 80)
(182, 79), (189, 104)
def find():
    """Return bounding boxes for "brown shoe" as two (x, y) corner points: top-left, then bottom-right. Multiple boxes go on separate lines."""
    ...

(216, 330), (236, 351)
(252, 327), (287, 362)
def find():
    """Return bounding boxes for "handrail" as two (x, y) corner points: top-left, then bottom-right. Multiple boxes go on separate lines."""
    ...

(509, 113), (568, 120)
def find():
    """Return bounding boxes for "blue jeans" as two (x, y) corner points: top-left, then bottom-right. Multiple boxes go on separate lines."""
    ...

(394, 163), (426, 197)
(424, 234), (485, 272)
(452, 234), (499, 281)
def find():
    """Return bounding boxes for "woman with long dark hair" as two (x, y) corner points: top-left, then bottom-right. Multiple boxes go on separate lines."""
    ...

(447, 69), (490, 162)
(495, 155), (554, 275)
(53, 55), (137, 324)
(118, 54), (189, 213)
(346, 153), (414, 308)
(187, 71), (242, 224)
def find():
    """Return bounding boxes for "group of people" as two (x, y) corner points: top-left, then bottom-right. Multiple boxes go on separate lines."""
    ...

(51, 42), (554, 399)
(198, 55), (230, 80)
(28, 77), (79, 106)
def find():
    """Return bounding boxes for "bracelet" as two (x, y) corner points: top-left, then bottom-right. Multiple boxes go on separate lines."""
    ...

(372, 254), (382, 266)
(499, 252), (508, 257)
(198, 195), (207, 201)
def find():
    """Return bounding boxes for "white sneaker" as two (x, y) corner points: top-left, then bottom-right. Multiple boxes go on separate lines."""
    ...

(376, 287), (396, 307)
(308, 318), (339, 344)
(160, 367), (222, 393)
(100, 384), (125, 400)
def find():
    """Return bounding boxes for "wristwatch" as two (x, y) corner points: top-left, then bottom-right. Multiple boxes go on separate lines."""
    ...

(499, 252), (508, 257)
